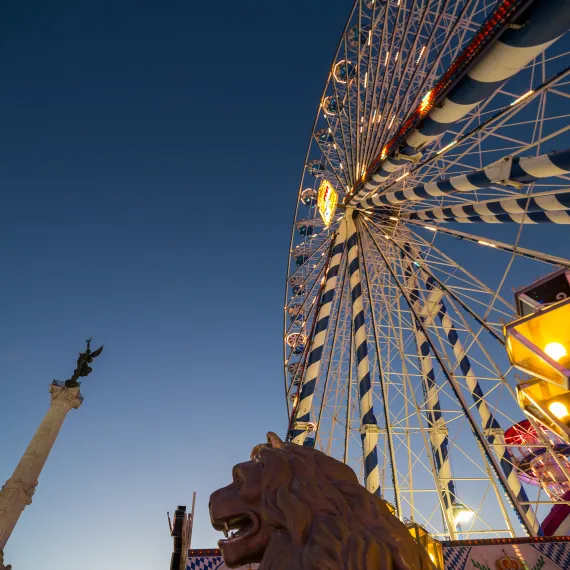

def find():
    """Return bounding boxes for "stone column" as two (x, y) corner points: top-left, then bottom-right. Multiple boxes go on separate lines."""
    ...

(0, 381), (83, 552)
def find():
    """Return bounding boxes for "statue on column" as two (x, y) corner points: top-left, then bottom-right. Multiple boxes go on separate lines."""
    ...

(64, 338), (104, 387)
(210, 432), (434, 570)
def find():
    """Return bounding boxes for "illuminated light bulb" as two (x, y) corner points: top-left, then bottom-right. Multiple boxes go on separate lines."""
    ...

(436, 140), (457, 155)
(419, 90), (433, 113)
(544, 342), (567, 362)
(511, 90), (534, 106)
(416, 45), (425, 64)
(454, 507), (474, 524)
(429, 553), (436, 564)
(548, 401), (570, 420)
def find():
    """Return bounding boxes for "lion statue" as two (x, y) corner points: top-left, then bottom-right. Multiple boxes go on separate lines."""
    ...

(209, 432), (434, 570)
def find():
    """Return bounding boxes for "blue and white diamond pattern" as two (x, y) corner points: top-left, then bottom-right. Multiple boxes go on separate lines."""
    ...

(186, 557), (224, 570)
(443, 546), (472, 570)
(531, 542), (570, 568)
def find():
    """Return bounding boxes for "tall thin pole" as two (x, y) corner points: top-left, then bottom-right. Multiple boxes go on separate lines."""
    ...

(179, 492), (196, 570)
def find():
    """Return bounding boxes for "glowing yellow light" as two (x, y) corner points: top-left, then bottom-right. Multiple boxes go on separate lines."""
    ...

(545, 342), (567, 362)
(389, 216), (398, 221)
(454, 507), (474, 524)
(511, 90), (534, 106)
(549, 401), (570, 419)
(416, 45), (425, 64)
(477, 240), (496, 248)
(317, 179), (339, 227)
(419, 90), (433, 113)
(436, 140), (457, 155)
(396, 172), (409, 182)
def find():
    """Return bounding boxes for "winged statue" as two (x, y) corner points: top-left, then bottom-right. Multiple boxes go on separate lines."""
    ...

(65, 338), (104, 387)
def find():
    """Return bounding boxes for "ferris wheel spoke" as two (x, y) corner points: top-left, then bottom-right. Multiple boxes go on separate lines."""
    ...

(365, 216), (509, 339)
(315, 137), (353, 192)
(360, 148), (570, 209)
(345, 213), (382, 495)
(360, 0), (411, 168)
(363, 0), (467, 169)
(394, 235), (570, 519)
(288, 230), (335, 288)
(359, 0), (394, 170)
(400, 187), (570, 222)
(401, 0), (570, 153)
(358, 222), (403, 513)
(360, 222), (502, 535)
(404, 208), (570, 224)
(393, 231), (461, 530)
(400, 67), (570, 191)
(283, 264), (330, 342)
(313, 254), (350, 449)
(401, 218), (570, 267)
(358, 0), (385, 171)
(368, 0), (477, 159)
(350, 0), (570, 206)
(415, 287), (561, 528)
(289, 226), (348, 444)
(360, 216), (542, 535)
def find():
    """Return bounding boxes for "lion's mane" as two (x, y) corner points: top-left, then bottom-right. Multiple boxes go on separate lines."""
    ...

(251, 438), (433, 570)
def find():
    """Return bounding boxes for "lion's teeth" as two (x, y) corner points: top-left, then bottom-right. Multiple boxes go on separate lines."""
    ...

(223, 523), (229, 538)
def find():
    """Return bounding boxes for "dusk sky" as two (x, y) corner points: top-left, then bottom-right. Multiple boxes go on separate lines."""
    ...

(0, 2), (350, 568)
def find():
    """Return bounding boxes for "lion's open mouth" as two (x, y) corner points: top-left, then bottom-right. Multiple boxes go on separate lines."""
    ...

(213, 513), (258, 544)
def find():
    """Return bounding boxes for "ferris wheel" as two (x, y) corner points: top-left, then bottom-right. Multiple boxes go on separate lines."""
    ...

(284, 0), (570, 541)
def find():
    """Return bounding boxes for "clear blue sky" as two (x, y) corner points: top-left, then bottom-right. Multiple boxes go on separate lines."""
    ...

(0, 2), (349, 568)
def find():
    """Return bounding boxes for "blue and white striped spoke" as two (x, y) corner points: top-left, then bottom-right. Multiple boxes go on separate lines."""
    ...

(345, 212), (381, 496)
(400, 253), (457, 526)
(414, 271), (542, 535)
(398, 189), (570, 224)
(287, 0), (570, 541)
(351, 0), (570, 206)
(362, 150), (570, 209)
(291, 223), (347, 444)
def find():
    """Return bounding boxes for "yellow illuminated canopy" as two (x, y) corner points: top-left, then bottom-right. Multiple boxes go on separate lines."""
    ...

(517, 377), (570, 442)
(317, 179), (338, 227)
(504, 297), (570, 389)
